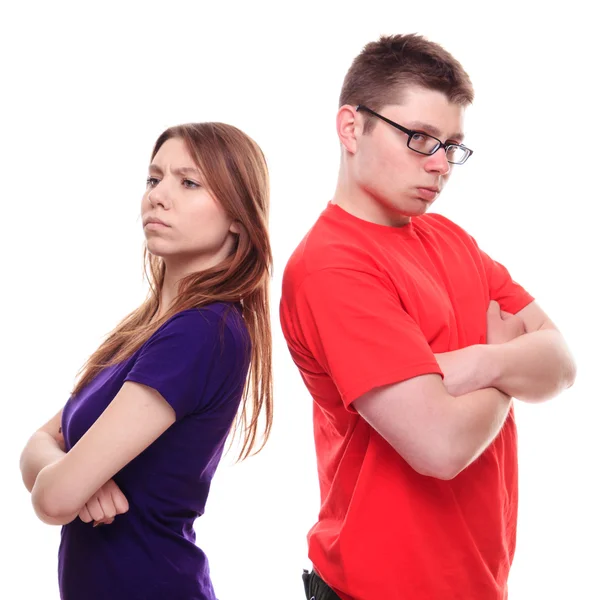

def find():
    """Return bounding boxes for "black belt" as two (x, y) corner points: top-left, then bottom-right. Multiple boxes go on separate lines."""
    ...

(302, 569), (342, 600)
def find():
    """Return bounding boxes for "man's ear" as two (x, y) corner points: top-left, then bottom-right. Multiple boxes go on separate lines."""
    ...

(337, 105), (361, 155)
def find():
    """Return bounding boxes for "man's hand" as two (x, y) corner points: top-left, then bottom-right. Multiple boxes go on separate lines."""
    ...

(486, 300), (525, 344)
(435, 345), (490, 397)
(435, 301), (527, 396)
(436, 300), (574, 404)
(78, 479), (129, 527)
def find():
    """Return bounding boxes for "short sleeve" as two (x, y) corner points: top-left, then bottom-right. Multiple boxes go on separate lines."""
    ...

(124, 310), (220, 420)
(288, 268), (443, 408)
(429, 214), (535, 315)
(476, 246), (535, 314)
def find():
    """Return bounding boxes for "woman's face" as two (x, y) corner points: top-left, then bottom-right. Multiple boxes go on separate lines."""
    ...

(141, 137), (239, 268)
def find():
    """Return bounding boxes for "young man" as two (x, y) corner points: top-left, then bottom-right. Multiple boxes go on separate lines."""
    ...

(280, 34), (576, 600)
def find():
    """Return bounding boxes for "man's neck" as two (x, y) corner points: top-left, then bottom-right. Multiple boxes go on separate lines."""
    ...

(332, 176), (411, 228)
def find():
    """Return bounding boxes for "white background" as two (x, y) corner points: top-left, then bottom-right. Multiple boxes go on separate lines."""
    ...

(2, 1), (598, 598)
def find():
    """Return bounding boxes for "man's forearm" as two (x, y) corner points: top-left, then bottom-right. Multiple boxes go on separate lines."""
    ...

(20, 431), (66, 493)
(445, 386), (513, 476)
(436, 329), (576, 403)
(487, 329), (576, 402)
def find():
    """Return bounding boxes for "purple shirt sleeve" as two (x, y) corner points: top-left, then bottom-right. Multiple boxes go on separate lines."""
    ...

(124, 309), (223, 420)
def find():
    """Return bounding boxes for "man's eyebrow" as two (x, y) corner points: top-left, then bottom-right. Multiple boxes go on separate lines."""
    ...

(405, 121), (465, 143)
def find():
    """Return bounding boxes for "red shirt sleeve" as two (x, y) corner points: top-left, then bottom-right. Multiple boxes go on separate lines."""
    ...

(287, 267), (443, 409)
(427, 214), (534, 315)
(476, 247), (535, 314)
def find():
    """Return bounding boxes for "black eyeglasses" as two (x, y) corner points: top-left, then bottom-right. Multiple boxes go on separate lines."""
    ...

(356, 105), (473, 165)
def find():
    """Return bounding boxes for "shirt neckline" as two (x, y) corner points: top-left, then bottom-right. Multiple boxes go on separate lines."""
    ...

(326, 201), (419, 239)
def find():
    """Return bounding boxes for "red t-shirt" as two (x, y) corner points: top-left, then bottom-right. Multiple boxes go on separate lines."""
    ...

(280, 202), (534, 600)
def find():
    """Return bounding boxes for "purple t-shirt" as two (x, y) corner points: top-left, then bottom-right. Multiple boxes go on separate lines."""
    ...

(58, 303), (250, 600)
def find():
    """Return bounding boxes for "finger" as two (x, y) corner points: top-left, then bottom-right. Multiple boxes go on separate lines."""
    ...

(105, 478), (129, 514)
(111, 488), (130, 515)
(510, 319), (526, 338)
(487, 300), (501, 316)
(500, 310), (513, 320)
(98, 492), (117, 520)
(93, 517), (114, 526)
(79, 506), (93, 523)
(88, 498), (105, 522)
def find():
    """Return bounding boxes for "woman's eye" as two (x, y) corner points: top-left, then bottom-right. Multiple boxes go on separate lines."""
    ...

(146, 177), (159, 187)
(183, 179), (200, 189)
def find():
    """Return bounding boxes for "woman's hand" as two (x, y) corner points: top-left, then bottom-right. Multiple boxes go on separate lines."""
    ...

(78, 479), (129, 527)
(57, 426), (66, 452)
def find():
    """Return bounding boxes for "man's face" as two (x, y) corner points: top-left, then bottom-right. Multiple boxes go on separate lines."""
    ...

(351, 86), (466, 225)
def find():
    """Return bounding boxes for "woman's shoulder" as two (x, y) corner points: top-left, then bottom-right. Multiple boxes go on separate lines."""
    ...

(158, 303), (248, 346)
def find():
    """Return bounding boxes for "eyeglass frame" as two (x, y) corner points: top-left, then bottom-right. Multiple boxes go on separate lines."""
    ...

(355, 105), (474, 165)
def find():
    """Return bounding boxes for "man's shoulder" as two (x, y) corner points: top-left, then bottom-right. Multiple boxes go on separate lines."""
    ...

(418, 212), (476, 243)
(420, 211), (462, 230)
(284, 215), (378, 286)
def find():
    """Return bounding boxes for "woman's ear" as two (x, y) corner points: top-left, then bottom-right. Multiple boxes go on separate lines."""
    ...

(229, 220), (241, 235)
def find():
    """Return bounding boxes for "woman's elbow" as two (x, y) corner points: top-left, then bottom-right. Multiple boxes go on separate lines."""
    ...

(31, 482), (79, 526)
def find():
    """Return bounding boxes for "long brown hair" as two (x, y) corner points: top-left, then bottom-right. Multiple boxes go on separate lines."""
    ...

(340, 34), (474, 133)
(72, 123), (273, 460)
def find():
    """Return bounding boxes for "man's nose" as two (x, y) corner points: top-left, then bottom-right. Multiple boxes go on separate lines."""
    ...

(424, 147), (451, 175)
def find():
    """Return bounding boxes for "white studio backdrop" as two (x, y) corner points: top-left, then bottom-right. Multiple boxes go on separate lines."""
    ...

(2, 1), (598, 598)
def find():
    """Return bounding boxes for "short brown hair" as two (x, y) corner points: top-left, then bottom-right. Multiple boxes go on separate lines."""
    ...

(340, 34), (474, 132)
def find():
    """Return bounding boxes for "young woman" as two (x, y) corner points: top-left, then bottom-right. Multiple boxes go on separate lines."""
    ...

(19, 122), (273, 600)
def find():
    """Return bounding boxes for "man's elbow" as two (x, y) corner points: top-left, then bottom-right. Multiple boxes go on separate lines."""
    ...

(406, 450), (466, 481)
(415, 464), (462, 481)
(564, 355), (577, 390)
(553, 333), (577, 391)
(517, 353), (577, 403)
(540, 354), (578, 400)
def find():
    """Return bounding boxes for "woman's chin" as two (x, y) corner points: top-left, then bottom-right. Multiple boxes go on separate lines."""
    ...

(145, 240), (172, 258)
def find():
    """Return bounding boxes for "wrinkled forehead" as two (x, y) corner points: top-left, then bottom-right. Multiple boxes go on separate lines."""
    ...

(149, 137), (204, 174)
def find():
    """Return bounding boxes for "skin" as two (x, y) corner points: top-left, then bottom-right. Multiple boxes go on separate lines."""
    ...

(144, 137), (240, 319)
(20, 137), (241, 525)
(334, 85), (576, 479)
(335, 86), (463, 227)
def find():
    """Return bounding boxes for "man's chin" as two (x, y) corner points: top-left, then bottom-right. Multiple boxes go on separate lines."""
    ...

(408, 197), (435, 215)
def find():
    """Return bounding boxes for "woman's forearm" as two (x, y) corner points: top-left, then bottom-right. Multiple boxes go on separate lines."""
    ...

(20, 431), (66, 493)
